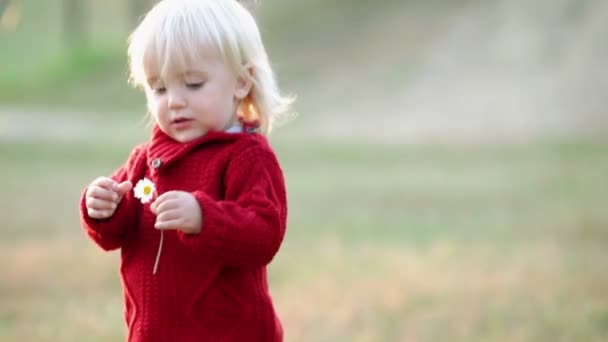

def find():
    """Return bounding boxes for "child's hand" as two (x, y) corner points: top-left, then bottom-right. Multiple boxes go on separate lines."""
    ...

(85, 177), (133, 219)
(150, 191), (203, 234)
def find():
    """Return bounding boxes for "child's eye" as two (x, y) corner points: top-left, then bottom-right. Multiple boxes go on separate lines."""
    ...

(186, 82), (204, 90)
(153, 87), (167, 94)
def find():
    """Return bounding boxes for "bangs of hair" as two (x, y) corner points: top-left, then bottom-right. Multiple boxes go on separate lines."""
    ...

(128, 0), (231, 88)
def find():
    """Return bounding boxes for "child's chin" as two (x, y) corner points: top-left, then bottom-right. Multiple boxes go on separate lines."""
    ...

(172, 130), (207, 143)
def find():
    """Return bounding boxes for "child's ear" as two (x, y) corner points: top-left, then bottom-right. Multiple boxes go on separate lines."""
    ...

(234, 65), (253, 100)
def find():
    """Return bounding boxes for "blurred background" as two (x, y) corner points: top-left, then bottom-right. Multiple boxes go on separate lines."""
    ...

(1, 0), (607, 341)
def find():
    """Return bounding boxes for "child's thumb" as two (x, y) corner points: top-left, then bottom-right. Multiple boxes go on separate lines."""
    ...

(116, 181), (133, 198)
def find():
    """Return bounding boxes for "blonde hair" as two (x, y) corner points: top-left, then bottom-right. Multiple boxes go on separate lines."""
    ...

(127, 0), (294, 134)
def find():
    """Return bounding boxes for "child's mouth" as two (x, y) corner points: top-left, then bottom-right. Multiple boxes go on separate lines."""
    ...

(171, 118), (193, 129)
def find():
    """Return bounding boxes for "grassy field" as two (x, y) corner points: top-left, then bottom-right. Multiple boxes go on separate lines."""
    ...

(1, 117), (607, 340)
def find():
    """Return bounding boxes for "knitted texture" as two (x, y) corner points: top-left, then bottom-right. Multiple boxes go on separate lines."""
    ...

(80, 125), (287, 341)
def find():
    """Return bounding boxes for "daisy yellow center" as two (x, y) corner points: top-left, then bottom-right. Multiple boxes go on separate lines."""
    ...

(144, 186), (152, 196)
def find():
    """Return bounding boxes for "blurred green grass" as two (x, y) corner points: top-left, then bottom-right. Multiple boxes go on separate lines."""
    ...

(0, 0), (428, 111)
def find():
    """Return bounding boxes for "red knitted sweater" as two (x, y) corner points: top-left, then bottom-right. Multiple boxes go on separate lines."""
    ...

(80, 125), (287, 341)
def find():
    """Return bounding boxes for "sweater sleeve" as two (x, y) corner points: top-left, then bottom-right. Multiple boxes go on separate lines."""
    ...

(79, 145), (146, 251)
(177, 143), (288, 267)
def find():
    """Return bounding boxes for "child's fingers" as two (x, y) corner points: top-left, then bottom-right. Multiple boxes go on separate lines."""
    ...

(155, 208), (181, 225)
(155, 191), (180, 203)
(116, 181), (133, 197)
(87, 208), (114, 220)
(86, 197), (117, 211)
(92, 177), (118, 191)
(155, 217), (183, 230)
(152, 198), (180, 216)
(87, 185), (118, 202)
(151, 191), (179, 214)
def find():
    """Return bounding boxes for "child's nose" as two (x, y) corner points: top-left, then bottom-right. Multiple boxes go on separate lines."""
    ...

(168, 90), (186, 109)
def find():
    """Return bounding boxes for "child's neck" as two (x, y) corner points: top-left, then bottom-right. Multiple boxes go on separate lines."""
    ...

(224, 124), (243, 133)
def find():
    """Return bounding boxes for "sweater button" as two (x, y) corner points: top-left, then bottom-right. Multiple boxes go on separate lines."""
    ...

(152, 158), (163, 169)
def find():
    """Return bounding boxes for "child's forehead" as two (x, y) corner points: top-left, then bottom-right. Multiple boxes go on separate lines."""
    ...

(143, 50), (224, 82)
(146, 69), (207, 83)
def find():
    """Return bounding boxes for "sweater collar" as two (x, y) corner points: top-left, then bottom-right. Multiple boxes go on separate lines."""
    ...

(146, 125), (242, 175)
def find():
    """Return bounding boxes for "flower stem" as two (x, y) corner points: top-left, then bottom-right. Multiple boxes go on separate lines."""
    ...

(153, 230), (163, 275)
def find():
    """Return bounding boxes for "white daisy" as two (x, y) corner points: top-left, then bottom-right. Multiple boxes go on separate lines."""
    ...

(133, 178), (156, 204)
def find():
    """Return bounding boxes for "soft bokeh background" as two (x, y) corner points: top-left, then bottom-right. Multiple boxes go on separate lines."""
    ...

(1, 0), (607, 341)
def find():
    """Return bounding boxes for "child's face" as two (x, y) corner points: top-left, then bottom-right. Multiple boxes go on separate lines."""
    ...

(145, 53), (250, 143)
